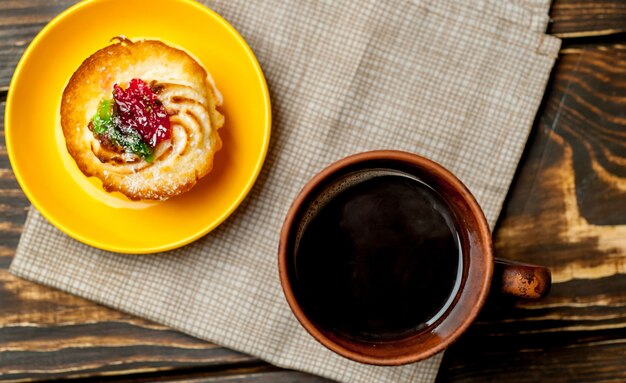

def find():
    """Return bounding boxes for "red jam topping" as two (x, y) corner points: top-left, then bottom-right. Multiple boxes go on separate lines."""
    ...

(113, 79), (170, 147)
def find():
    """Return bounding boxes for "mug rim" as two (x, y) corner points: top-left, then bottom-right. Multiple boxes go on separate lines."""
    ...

(278, 150), (493, 365)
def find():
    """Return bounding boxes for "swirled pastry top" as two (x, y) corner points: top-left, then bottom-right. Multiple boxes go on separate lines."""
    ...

(61, 38), (224, 200)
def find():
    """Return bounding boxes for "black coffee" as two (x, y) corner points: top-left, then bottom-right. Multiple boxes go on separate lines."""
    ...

(293, 173), (462, 341)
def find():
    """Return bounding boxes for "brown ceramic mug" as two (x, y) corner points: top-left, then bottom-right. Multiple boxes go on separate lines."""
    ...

(278, 150), (551, 366)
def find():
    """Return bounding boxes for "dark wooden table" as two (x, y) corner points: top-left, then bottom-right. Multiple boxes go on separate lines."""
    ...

(2, 1), (626, 382)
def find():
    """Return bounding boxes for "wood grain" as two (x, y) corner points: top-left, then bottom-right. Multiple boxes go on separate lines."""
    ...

(550, 0), (626, 37)
(166, 371), (332, 383)
(2, 1), (626, 383)
(0, 0), (78, 92)
(437, 43), (626, 383)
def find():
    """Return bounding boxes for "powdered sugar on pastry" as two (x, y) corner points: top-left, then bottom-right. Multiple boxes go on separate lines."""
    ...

(61, 38), (224, 200)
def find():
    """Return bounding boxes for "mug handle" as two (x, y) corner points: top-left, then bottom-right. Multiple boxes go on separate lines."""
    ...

(493, 258), (551, 299)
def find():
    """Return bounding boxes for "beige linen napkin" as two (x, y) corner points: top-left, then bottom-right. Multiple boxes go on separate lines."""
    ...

(10, 0), (560, 381)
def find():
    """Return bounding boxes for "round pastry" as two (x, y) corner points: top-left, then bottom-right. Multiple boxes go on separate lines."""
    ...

(61, 37), (224, 200)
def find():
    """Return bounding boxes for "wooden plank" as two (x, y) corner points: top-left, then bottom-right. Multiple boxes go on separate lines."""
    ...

(170, 371), (333, 383)
(437, 43), (626, 382)
(0, 0), (78, 92)
(0, 257), (263, 382)
(0, 101), (27, 272)
(550, 0), (626, 37)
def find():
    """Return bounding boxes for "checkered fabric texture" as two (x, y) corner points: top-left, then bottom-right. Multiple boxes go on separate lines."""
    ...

(10, 0), (560, 381)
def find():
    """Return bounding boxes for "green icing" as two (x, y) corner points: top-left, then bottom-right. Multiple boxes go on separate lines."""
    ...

(92, 99), (111, 135)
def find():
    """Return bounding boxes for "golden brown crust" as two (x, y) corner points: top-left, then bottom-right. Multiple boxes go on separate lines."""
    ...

(61, 38), (224, 200)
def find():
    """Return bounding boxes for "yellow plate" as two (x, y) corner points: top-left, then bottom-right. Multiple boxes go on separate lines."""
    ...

(5, 0), (271, 253)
